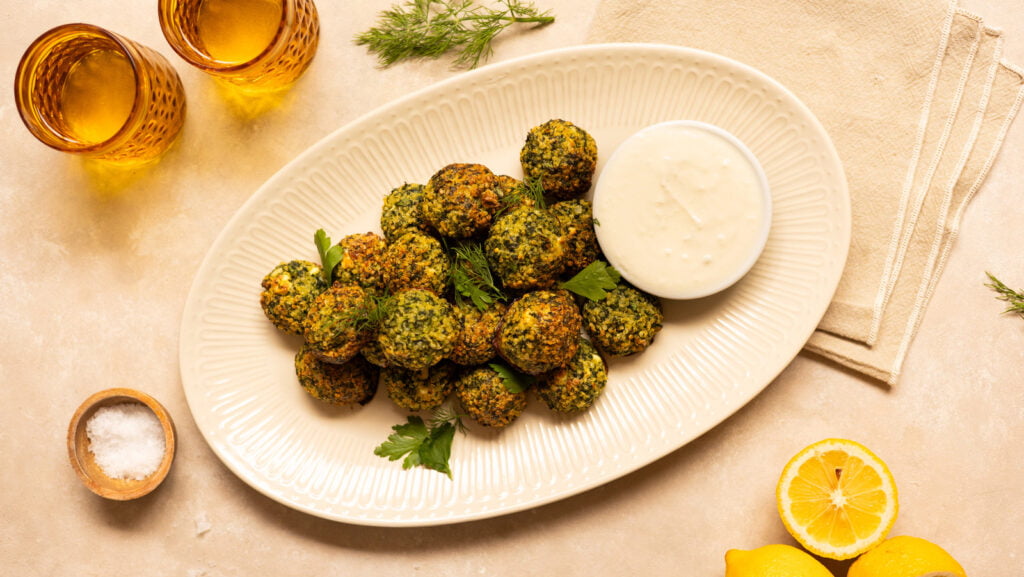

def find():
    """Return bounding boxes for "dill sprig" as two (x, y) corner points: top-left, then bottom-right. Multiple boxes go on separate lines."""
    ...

(450, 241), (506, 310)
(342, 292), (394, 332)
(985, 272), (1024, 317)
(355, 0), (555, 69)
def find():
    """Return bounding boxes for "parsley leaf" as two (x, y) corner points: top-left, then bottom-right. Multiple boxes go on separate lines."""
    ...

(374, 413), (461, 479)
(559, 260), (621, 301)
(488, 362), (535, 393)
(314, 228), (343, 285)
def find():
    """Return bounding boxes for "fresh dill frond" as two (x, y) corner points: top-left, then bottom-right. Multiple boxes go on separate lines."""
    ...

(430, 404), (468, 434)
(985, 272), (1024, 317)
(355, 0), (555, 69)
(450, 241), (506, 310)
(341, 291), (394, 332)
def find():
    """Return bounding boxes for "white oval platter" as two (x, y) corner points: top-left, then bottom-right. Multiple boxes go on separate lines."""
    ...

(179, 43), (850, 527)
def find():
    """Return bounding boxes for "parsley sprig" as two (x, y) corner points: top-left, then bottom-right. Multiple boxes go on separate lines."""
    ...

(489, 361), (535, 393)
(314, 228), (342, 285)
(560, 260), (621, 301)
(355, 0), (555, 69)
(374, 407), (466, 479)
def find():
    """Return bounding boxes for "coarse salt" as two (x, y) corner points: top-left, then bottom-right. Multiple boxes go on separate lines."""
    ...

(86, 402), (166, 480)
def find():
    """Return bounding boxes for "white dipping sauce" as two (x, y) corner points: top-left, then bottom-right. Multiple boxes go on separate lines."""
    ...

(592, 121), (771, 299)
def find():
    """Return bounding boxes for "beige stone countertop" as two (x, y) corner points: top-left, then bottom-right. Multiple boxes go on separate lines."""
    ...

(2, 1), (1021, 575)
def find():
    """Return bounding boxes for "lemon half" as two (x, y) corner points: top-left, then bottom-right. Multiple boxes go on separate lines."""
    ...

(776, 438), (899, 560)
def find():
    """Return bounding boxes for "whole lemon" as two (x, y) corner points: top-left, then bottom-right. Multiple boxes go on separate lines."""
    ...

(725, 544), (834, 577)
(847, 536), (966, 577)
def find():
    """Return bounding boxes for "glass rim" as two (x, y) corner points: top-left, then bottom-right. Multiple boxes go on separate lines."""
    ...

(157, 0), (295, 74)
(14, 22), (147, 154)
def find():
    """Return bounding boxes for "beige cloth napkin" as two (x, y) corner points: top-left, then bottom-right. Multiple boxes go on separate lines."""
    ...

(587, 0), (1024, 384)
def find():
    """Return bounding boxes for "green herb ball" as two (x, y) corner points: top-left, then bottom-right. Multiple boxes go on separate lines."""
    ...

(535, 338), (607, 414)
(495, 289), (582, 375)
(333, 231), (387, 291)
(382, 230), (451, 295)
(582, 285), (664, 357)
(520, 119), (598, 200)
(379, 289), (459, 370)
(259, 260), (328, 335)
(484, 206), (566, 290)
(455, 365), (527, 428)
(449, 300), (506, 366)
(382, 361), (458, 412)
(550, 199), (602, 275)
(360, 338), (389, 368)
(380, 183), (428, 241)
(303, 284), (375, 364)
(295, 343), (379, 406)
(421, 163), (502, 238)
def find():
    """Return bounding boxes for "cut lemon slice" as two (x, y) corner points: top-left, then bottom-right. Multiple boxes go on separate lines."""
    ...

(776, 438), (898, 560)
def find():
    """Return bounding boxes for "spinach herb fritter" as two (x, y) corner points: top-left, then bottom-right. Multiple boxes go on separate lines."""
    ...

(495, 289), (582, 375)
(520, 119), (598, 200)
(421, 163), (502, 238)
(378, 289), (459, 370)
(535, 338), (607, 414)
(582, 284), (664, 356)
(259, 260), (328, 335)
(456, 365), (527, 428)
(295, 343), (379, 406)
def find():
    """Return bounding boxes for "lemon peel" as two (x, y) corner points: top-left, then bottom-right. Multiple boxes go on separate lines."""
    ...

(847, 536), (966, 577)
(725, 544), (834, 577)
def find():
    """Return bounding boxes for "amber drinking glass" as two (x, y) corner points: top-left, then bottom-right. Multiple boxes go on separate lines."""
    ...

(14, 24), (187, 164)
(158, 0), (319, 92)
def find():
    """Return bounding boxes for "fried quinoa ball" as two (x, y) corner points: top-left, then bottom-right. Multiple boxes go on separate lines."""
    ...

(382, 361), (458, 412)
(550, 199), (602, 275)
(535, 338), (607, 414)
(360, 338), (389, 368)
(484, 206), (566, 290)
(582, 284), (664, 356)
(449, 300), (506, 366)
(303, 284), (375, 364)
(495, 289), (582, 375)
(455, 365), (527, 428)
(421, 163), (502, 238)
(520, 119), (598, 200)
(333, 232), (387, 291)
(259, 260), (328, 335)
(380, 183), (428, 241)
(378, 289), (459, 371)
(382, 230), (451, 295)
(295, 343), (379, 406)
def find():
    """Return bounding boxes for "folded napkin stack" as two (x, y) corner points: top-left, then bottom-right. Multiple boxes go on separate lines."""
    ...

(588, 0), (1024, 384)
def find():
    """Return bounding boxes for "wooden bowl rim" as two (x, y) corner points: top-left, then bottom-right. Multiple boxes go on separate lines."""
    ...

(67, 387), (177, 500)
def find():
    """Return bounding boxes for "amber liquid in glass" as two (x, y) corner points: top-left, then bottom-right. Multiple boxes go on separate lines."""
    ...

(197, 0), (283, 64)
(60, 48), (137, 144)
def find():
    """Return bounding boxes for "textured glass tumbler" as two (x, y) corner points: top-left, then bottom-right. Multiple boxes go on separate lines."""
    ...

(15, 24), (186, 164)
(158, 0), (319, 92)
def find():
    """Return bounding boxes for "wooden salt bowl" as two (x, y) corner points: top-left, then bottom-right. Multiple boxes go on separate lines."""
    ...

(67, 388), (176, 500)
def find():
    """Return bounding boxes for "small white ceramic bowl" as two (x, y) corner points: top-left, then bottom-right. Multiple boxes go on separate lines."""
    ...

(592, 120), (772, 300)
